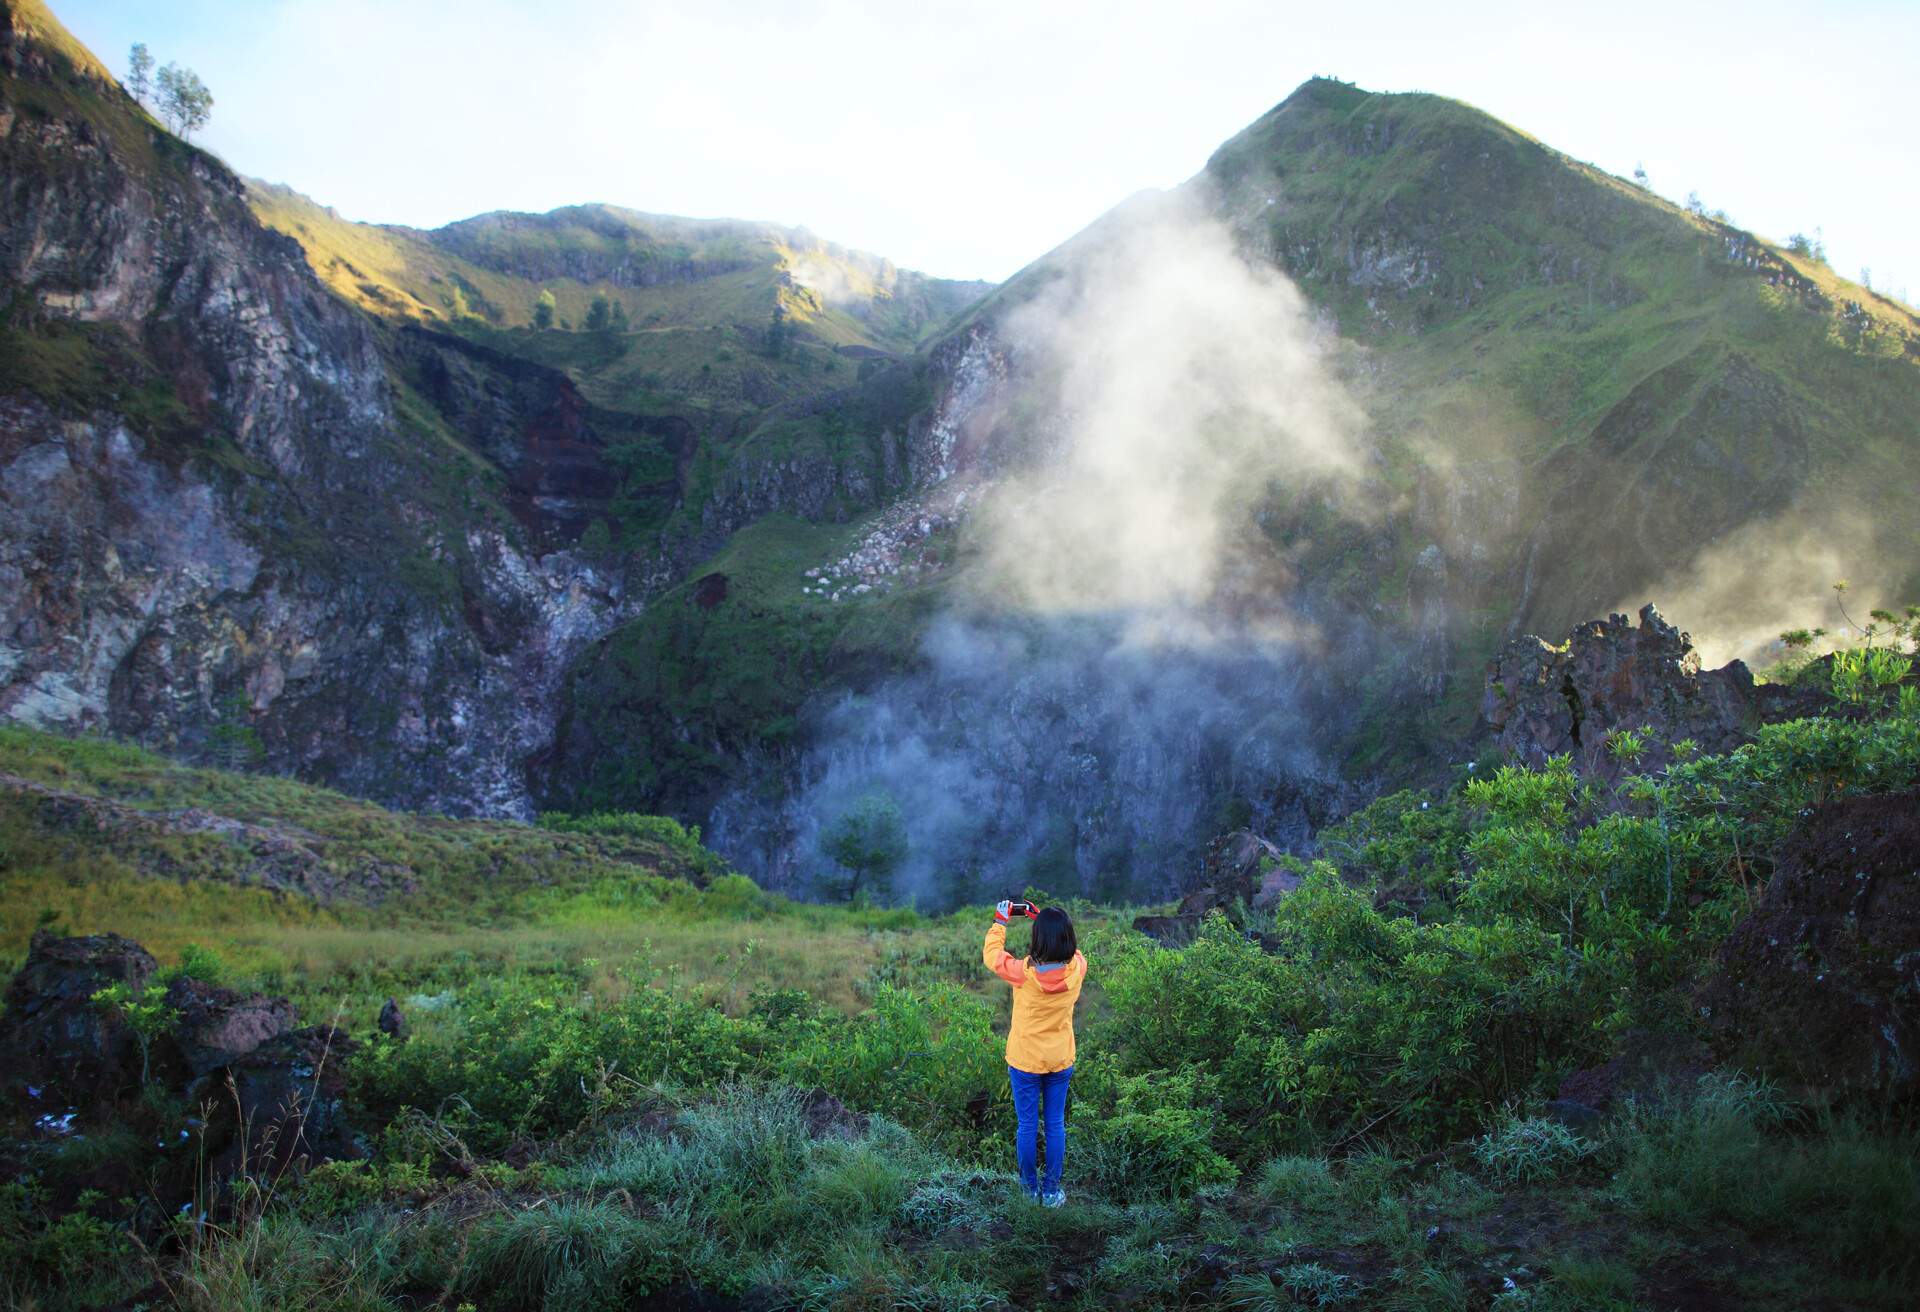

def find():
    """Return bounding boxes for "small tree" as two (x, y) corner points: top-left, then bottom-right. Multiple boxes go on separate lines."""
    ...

(91, 982), (172, 1085)
(584, 291), (613, 333)
(532, 289), (557, 330)
(820, 791), (908, 903)
(127, 43), (153, 103)
(155, 63), (213, 139)
(764, 307), (791, 359)
(609, 300), (629, 332)
(209, 692), (263, 771)
(1631, 162), (1649, 189)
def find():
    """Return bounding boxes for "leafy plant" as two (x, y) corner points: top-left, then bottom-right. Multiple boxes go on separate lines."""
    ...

(90, 980), (172, 1084)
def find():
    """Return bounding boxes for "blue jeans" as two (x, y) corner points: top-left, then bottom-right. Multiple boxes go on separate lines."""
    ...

(1008, 1065), (1072, 1196)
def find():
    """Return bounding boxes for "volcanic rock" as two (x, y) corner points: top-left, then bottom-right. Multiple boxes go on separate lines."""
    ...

(0, 931), (158, 1104)
(1483, 603), (1825, 779)
(1698, 789), (1920, 1104)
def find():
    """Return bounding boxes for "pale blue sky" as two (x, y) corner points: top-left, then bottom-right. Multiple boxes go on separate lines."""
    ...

(54, 0), (1919, 295)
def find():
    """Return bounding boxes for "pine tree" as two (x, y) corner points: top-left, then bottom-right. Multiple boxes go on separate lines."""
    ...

(584, 292), (613, 333)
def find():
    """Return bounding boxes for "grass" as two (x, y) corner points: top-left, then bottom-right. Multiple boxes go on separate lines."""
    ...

(7, 729), (1920, 1311)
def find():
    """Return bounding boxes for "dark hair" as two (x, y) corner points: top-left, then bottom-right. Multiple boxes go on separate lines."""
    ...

(1030, 907), (1077, 964)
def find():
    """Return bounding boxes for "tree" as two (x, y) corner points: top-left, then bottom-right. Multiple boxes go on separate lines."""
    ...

(532, 289), (556, 330)
(127, 43), (153, 103)
(609, 300), (629, 332)
(155, 62), (213, 139)
(209, 692), (263, 771)
(1631, 162), (1649, 189)
(584, 291), (613, 333)
(1684, 190), (1705, 217)
(763, 306), (791, 359)
(820, 791), (908, 903)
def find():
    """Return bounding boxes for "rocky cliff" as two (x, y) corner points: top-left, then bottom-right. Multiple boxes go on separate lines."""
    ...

(0, 0), (644, 815)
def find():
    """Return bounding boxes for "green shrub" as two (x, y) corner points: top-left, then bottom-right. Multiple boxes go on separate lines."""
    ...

(1473, 1116), (1591, 1184)
(1255, 1155), (1341, 1213)
(777, 983), (1000, 1153)
(464, 1198), (662, 1311)
(1608, 1073), (1919, 1270)
(362, 974), (768, 1148)
(1077, 1068), (1238, 1200)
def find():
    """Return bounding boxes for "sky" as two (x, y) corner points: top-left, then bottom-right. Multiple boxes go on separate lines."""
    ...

(55, 0), (1919, 294)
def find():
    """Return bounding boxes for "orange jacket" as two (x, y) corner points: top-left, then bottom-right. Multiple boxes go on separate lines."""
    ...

(984, 922), (1088, 1074)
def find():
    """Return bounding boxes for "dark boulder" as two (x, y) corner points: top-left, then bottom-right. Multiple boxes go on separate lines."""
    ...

(378, 996), (408, 1041)
(0, 931), (158, 1104)
(165, 976), (298, 1077)
(1698, 789), (1920, 1104)
(1131, 913), (1203, 946)
(201, 1025), (363, 1178)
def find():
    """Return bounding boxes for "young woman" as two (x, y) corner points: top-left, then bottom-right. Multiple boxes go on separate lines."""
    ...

(983, 899), (1087, 1206)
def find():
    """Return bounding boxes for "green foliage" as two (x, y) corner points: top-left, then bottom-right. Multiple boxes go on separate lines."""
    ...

(776, 983), (1000, 1154)
(465, 1198), (669, 1311)
(89, 979), (171, 1082)
(362, 972), (767, 1149)
(532, 288), (556, 330)
(154, 60), (212, 137)
(1606, 1073), (1919, 1273)
(582, 291), (612, 333)
(125, 42), (151, 102)
(1077, 1067), (1239, 1200)
(1472, 1115), (1590, 1184)
(1831, 646), (1912, 704)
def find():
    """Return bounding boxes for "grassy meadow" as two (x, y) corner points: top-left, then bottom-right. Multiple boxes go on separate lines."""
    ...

(6, 659), (1920, 1309)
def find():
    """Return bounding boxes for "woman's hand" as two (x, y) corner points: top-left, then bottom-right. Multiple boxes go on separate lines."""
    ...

(994, 900), (1014, 924)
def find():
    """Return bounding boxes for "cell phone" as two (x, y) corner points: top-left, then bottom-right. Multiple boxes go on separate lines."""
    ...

(1006, 901), (1039, 918)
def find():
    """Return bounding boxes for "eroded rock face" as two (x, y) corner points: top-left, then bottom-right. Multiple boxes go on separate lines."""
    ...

(1482, 603), (1822, 778)
(1699, 790), (1920, 1105)
(0, 22), (642, 817)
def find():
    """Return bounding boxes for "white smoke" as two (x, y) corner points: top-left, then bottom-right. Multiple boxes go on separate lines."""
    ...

(976, 189), (1364, 615)
(709, 187), (1376, 907)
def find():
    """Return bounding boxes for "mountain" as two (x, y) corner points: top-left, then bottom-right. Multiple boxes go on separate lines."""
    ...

(540, 81), (1920, 896)
(0, 0), (989, 818)
(4, 4), (1917, 899)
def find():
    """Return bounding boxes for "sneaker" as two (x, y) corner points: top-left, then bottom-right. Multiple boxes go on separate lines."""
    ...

(1042, 1189), (1067, 1208)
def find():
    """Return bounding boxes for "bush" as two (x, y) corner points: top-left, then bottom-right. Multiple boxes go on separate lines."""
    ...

(777, 983), (1001, 1154)
(1473, 1116), (1590, 1184)
(362, 974), (768, 1148)
(464, 1198), (664, 1311)
(1607, 1071), (1919, 1270)
(1255, 1155), (1341, 1213)
(1077, 1068), (1238, 1200)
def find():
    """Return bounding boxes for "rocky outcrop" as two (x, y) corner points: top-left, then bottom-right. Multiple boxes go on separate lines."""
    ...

(1698, 789), (1920, 1105)
(0, 931), (158, 1106)
(1482, 603), (1825, 778)
(165, 976), (297, 1077)
(1, 770), (419, 900)
(2, 932), (364, 1179)
(1132, 829), (1304, 943)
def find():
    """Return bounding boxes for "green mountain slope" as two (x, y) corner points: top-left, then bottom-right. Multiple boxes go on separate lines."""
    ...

(546, 79), (1920, 839)
(1207, 78), (1920, 667)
